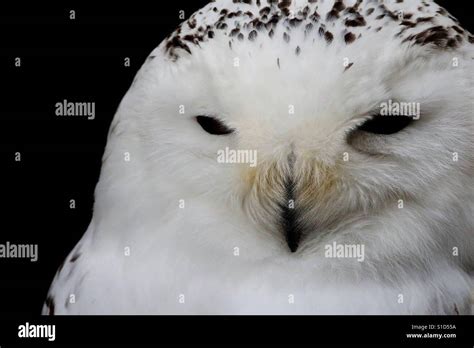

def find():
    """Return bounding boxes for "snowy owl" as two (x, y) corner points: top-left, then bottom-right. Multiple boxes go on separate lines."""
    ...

(43, 0), (474, 315)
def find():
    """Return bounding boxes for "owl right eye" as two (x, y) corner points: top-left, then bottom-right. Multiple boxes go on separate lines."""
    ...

(196, 116), (234, 135)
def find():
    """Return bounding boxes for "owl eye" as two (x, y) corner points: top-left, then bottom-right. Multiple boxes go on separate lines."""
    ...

(357, 115), (413, 135)
(196, 116), (234, 135)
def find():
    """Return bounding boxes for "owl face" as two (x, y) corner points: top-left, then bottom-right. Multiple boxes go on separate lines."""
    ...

(123, 0), (473, 254)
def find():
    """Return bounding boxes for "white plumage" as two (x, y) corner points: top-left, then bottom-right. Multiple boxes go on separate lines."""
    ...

(44, 0), (474, 314)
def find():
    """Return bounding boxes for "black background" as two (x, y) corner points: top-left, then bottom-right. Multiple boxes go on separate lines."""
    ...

(1, 0), (209, 318)
(0, 0), (472, 326)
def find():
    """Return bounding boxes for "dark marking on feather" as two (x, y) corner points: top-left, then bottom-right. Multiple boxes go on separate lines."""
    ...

(326, 9), (339, 21)
(454, 304), (460, 315)
(260, 6), (271, 16)
(249, 30), (258, 41)
(324, 31), (334, 43)
(166, 36), (192, 55)
(345, 15), (366, 27)
(344, 32), (356, 44)
(278, 0), (292, 11)
(45, 296), (55, 315)
(70, 252), (81, 263)
(188, 18), (197, 29)
(452, 26), (464, 34)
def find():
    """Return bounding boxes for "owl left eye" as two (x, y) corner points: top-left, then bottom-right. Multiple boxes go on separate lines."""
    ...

(196, 116), (234, 135)
(357, 115), (413, 135)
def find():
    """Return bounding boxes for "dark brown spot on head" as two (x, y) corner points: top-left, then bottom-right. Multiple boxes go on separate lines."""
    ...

(345, 15), (366, 27)
(249, 30), (258, 41)
(278, 0), (292, 10)
(182, 34), (197, 43)
(326, 9), (339, 21)
(267, 14), (281, 28)
(446, 38), (458, 48)
(310, 11), (320, 22)
(289, 18), (303, 27)
(416, 16), (433, 23)
(401, 20), (416, 28)
(188, 18), (197, 29)
(333, 0), (345, 12)
(216, 22), (228, 30)
(403, 26), (455, 49)
(324, 31), (334, 43)
(452, 26), (464, 34)
(318, 26), (325, 37)
(301, 5), (310, 17)
(260, 6), (271, 16)
(344, 32), (356, 44)
(166, 36), (191, 55)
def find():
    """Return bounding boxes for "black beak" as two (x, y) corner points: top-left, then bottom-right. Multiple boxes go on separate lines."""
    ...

(280, 176), (302, 253)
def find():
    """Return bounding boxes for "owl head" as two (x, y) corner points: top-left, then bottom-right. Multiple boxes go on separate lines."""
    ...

(97, 0), (473, 273)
